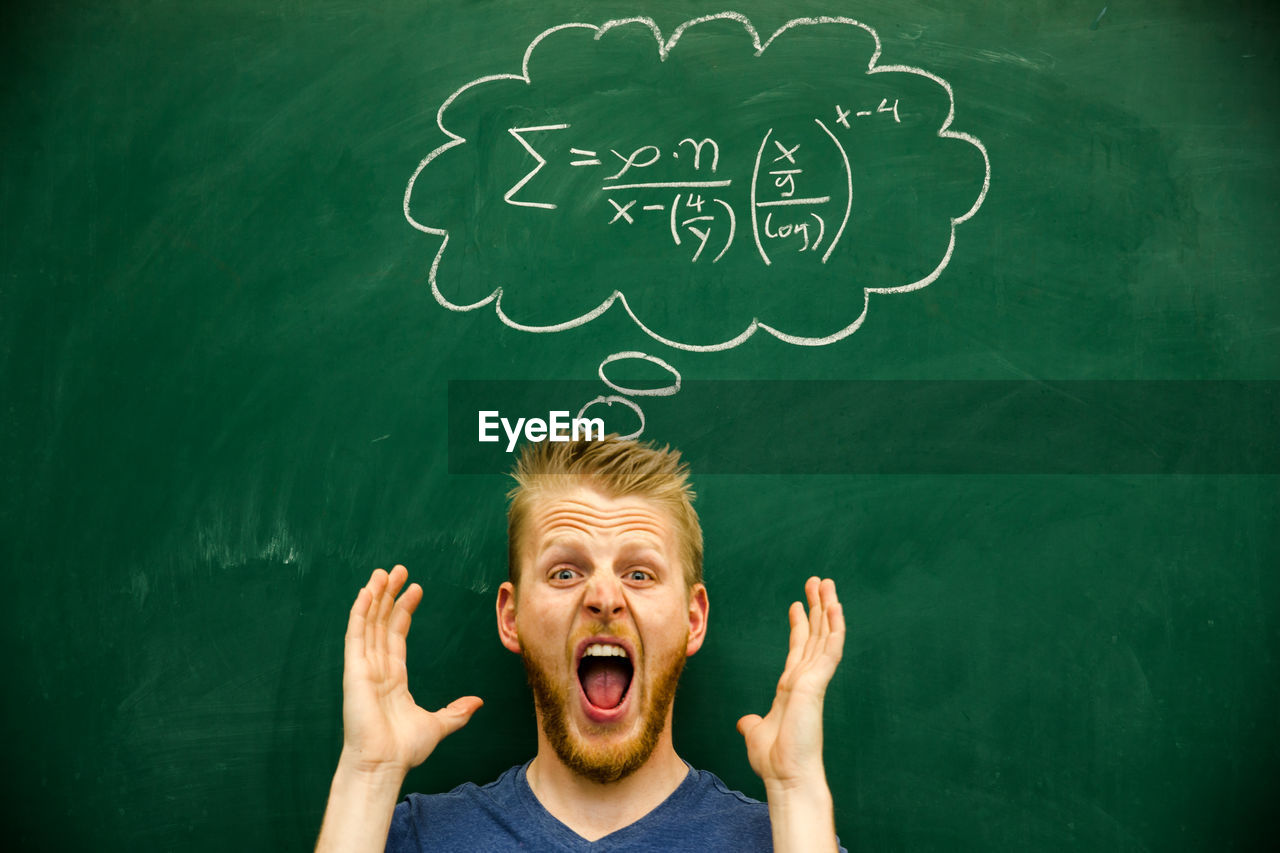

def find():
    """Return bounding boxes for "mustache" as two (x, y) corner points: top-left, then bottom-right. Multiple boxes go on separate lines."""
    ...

(572, 622), (639, 647)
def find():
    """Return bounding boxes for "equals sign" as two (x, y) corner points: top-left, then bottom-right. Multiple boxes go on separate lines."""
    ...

(570, 148), (601, 166)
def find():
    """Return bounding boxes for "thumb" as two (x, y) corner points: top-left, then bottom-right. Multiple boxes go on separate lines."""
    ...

(736, 713), (763, 739)
(435, 696), (484, 737)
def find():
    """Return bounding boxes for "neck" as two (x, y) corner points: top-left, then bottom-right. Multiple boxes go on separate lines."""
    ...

(525, 712), (689, 842)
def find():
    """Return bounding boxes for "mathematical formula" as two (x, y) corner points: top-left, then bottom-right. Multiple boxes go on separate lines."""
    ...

(404, 12), (990, 353)
(502, 98), (901, 266)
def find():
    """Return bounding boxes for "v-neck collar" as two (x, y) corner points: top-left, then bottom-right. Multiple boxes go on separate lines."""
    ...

(511, 760), (698, 850)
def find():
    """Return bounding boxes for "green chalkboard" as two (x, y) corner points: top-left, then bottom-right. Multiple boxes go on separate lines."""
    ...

(3, 1), (1277, 850)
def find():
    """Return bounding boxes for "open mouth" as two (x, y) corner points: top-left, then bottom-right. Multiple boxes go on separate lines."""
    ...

(577, 641), (634, 712)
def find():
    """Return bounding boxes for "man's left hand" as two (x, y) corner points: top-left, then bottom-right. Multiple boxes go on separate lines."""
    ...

(737, 576), (845, 792)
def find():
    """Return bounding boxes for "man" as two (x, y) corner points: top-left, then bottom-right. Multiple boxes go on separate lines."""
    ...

(315, 438), (846, 851)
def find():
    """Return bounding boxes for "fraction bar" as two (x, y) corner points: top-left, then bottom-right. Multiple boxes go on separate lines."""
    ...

(755, 196), (831, 206)
(602, 180), (733, 191)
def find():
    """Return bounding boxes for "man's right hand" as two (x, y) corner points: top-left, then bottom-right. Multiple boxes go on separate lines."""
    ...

(316, 565), (482, 853)
(341, 565), (483, 775)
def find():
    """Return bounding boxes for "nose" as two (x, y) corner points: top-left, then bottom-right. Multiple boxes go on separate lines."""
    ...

(583, 571), (626, 620)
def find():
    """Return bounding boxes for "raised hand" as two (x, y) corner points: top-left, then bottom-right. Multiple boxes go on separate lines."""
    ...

(341, 565), (483, 775)
(736, 577), (845, 793)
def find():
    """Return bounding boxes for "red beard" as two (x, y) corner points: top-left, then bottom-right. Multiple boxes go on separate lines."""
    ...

(522, 631), (686, 784)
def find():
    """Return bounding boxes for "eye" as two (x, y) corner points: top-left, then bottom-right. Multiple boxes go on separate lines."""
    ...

(550, 567), (578, 582)
(623, 569), (654, 583)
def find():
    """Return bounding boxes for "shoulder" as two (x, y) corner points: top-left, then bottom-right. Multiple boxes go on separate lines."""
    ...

(683, 766), (770, 812)
(654, 768), (849, 853)
(387, 766), (531, 851)
(635, 766), (772, 848)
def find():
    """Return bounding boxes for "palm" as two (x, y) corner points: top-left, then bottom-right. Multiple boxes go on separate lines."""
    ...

(738, 577), (845, 787)
(342, 566), (482, 773)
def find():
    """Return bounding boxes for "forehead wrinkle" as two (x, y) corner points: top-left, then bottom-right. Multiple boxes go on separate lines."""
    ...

(535, 503), (669, 537)
(535, 518), (669, 546)
(531, 518), (672, 564)
(523, 491), (680, 573)
(539, 512), (666, 534)
(540, 497), (667, 524)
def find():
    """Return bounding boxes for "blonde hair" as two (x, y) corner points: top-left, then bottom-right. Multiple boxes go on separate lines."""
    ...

(506, 436), (703, 589)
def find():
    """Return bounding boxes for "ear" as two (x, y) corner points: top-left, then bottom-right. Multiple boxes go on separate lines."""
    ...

(496, 581), (522, 654)
(684, 583), (709, 656)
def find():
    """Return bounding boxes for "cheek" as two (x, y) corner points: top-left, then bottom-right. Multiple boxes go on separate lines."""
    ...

(517, 606), (570, 651)
(638, 607), (692, 656)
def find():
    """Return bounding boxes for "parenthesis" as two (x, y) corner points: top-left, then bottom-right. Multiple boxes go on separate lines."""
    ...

(813, 118), (852, 264)
(713, 199), (736, 263)
(811, 212), (825, 251)
(751, 129), (772, 266)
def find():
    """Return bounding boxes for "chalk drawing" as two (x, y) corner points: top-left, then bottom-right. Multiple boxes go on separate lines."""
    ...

(504, 125), (569, 209)
(598, 351), (682, 397)
(575, 395), (646, 441)
(405, 12), (990, 353)
(405, 13), (991, 437)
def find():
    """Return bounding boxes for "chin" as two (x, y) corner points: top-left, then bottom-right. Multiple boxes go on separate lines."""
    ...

(522, 645), (685, 784)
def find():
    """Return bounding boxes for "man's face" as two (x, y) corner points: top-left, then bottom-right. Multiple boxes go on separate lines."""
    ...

(497, 486), (708, 784)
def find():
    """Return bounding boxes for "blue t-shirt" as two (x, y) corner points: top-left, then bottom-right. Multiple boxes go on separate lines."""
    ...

(386, 762), (844, 851)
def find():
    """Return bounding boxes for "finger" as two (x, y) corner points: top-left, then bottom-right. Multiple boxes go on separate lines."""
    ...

(806, 575), (821, 606)
(434, 696), (484, 738)
(826, 600), (846, 661)
(807, 576), (828, 648)
(343, 584), (373, 671)
(824, 584), (847, 661)
(823, 579), (840, 624)
(388, 582), (424, 662)
(797, 583), (846, 687)
(375, 566), (408, 659)
(345, 584), (371, 645)
(793, 580), (842, 684)
(736, 713), (764, 738)
(793, 573), (824, 660)
(819, 578), (844, 640)
(780, 600), (808, 681)
(815, 578), (838, 643)
(382, 566), (409, 622)
(364, 568), (389, 663)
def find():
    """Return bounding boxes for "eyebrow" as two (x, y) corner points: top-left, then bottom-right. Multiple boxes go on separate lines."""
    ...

(538, 540), (586, 562)
(615, 543), (666, 564)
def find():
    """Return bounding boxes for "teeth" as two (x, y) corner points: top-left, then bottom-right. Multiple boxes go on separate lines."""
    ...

(583, 643), (628, 658)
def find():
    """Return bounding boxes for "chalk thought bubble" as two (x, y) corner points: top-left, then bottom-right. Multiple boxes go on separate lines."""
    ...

(405, 13), (990, 351)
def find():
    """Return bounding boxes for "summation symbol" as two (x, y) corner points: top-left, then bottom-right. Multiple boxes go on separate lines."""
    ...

(503, 125), (569, 209)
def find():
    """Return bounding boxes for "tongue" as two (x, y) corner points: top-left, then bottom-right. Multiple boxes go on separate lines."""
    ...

(580, 658), (629, 709)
